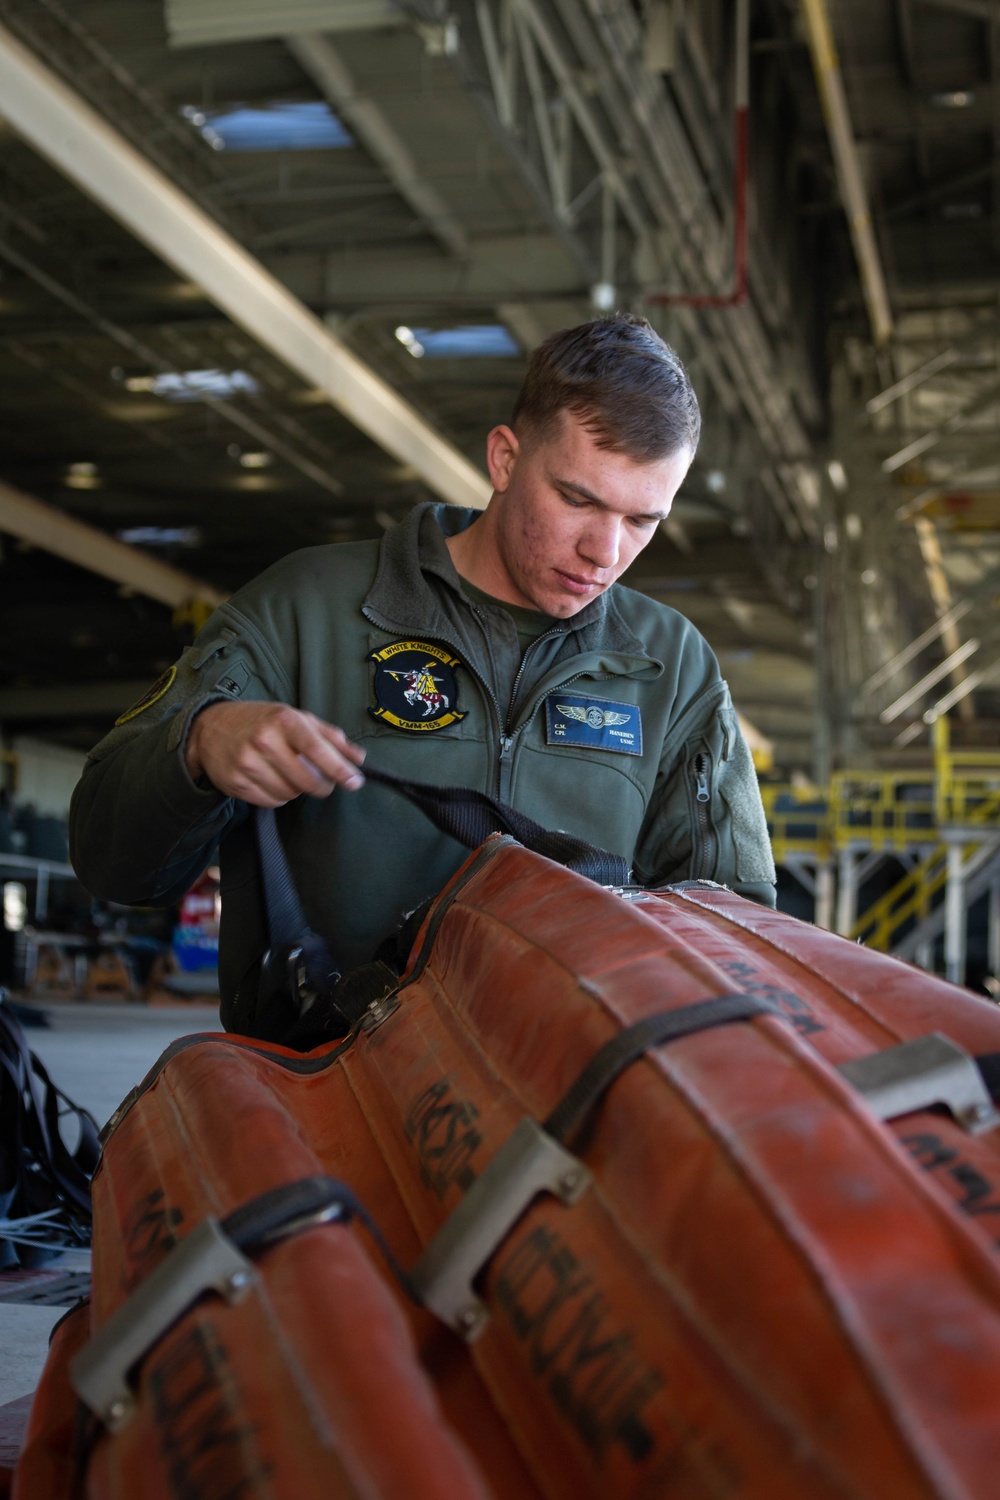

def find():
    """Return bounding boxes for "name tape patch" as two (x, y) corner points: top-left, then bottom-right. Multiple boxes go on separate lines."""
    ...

(370, 639), (466, 732)
(545, 693), (642, 756)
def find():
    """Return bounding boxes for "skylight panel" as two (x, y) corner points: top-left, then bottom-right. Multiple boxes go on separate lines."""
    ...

(117, 527), (203, 548)
(405, 325), (521, 359)
(182, 101), (353, 152)
(124, 369), (261, 402)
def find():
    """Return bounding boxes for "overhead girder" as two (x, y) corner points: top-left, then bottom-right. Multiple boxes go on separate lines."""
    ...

(0, 18), (491, 512)
(285, 32), (469, 260)
(0, 478), (225, 610)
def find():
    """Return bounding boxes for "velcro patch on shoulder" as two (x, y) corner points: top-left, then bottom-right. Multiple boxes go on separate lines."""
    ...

(115, 665), (178, 725)
(545, 693), (642, 755)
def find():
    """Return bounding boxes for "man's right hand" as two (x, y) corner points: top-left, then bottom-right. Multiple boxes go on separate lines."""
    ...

(184, 701), (366, 807)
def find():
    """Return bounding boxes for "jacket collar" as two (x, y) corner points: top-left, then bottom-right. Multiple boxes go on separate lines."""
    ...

(364, 501), (656, 665)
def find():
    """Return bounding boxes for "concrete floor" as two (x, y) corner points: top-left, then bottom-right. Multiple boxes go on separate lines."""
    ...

(0, 1001), (220, 1410)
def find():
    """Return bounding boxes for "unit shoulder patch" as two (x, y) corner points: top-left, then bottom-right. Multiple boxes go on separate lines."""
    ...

(370, 640), (466, 732)
(115, 665), (178, 726)
(545, 693), (642, 755)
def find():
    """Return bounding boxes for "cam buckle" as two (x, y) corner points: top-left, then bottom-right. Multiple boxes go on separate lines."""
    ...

(838, 1032), (1000, 1135)
(409, 1117), (590, 1342)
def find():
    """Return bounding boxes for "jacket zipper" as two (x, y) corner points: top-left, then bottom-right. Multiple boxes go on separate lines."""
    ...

(471, 614), (566, 800)
(688, 748), (717, 879)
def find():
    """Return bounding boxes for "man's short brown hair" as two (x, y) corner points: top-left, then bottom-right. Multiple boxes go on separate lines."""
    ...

(510, 313), (701, 462)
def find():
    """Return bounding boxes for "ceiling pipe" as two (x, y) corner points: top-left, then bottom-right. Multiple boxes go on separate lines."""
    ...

(0, 20), (490, 512)
(0, 479), (225, 609)
(647, 0), (748, 308)
(799, 0), (894, 347)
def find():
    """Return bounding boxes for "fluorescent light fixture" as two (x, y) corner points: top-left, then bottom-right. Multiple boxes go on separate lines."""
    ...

(406, 325), (521, 359)
(3, 882), (26, 933)
(893, 722), (925, 748)
(395, 326), (425, 358)
(881, 638), (981, 723)
(705, 469), (727, 494)
(125, 369), (261, 402)
(239, 451), (273, 469)
(65, 460), (101, 490)
(181, 101), (353, 152)
(931, 90), (975, 109)
(116, 526), (202, 547)
(827, 459), (848, 492)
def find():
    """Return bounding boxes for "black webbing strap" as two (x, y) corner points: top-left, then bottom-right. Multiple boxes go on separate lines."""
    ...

(361, 764), (631, 886)
(219, 1174), (415, 1300)
(544, 993), (778, 1149)
(254, 807), (341, 1016)
(254, 807), (313, 951)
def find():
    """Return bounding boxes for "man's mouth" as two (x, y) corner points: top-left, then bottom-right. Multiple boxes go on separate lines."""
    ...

(553, 568), (603, 595)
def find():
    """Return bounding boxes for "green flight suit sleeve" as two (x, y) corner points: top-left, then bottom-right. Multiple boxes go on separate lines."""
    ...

(69, 603), (291, 906)
(632, 679), (777, 907)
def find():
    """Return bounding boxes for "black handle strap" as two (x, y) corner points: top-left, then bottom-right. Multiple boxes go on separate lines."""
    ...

(251, 763), (631, 1016)
(544, 993), (778, 1149)
(361, 764), (631, 886)
(254, 807), (313, 951)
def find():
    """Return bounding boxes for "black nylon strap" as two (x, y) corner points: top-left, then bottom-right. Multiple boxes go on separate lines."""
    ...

(254, 807), (312, 950)
(362, 764), (630, 885)
(219, 1174), (415, 1300)
(544, 993), (777, 1148)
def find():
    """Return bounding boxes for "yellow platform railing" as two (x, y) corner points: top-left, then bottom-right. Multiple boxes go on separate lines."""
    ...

(761, 716), (1000, 952)
(760, 784), (831, 863)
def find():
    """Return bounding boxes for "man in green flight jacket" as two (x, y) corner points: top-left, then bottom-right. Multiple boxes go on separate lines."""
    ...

(70, 314), (776, 1037)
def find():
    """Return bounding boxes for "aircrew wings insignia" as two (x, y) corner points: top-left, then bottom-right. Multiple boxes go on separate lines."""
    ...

(556, 704), (632, 729)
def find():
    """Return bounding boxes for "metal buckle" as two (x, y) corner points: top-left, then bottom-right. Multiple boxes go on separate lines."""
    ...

(408, 1117), (591, 1342)
(70, 1218), (257, 1431)
(837, 1032), (1000, 1135)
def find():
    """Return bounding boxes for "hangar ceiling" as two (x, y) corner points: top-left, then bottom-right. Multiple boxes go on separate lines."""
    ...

(0, 0), (997, 774)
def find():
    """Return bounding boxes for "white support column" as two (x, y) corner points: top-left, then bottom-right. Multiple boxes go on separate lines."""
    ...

(815, 862), (835, 931)
(944, 842), (968, 986)
(836, 849), (858, 936)
(989, 879), (1000, 980)
(915, 940), (933, 973)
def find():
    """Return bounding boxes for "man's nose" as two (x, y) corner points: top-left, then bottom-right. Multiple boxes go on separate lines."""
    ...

(580, 515), (621, 571)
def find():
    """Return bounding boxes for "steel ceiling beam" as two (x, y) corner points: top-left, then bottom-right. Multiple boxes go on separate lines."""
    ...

(166, 0), (405, 46)
(285, 32), (469, 260)
(0, 20), (491, 511)
(0, 680), (162, 721)
(0, 479), (225, 609)
(799, 0), (894, 347)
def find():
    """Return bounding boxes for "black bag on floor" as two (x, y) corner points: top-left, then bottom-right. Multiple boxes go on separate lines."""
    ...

(0, 991), (98, 1268)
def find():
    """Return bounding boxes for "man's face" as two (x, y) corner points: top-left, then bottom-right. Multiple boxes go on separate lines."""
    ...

(485, 410), (693, 618)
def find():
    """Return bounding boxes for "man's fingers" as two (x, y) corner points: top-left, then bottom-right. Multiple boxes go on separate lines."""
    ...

(282, 716), (366, 791)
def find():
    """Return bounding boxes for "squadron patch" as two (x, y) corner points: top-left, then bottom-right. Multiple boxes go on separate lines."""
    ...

(370, 640), (466, 732)
(545, 692), (642, 755)
(115, 665), (178, 725)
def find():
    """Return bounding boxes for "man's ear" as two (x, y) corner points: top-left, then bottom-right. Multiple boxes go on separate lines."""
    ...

(486, 425), (519, 493)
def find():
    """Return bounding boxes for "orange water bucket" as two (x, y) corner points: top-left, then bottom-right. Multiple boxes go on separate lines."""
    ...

(17, 837), (1000, 1498)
